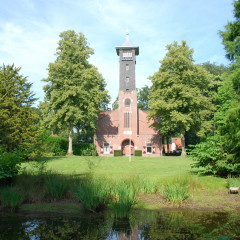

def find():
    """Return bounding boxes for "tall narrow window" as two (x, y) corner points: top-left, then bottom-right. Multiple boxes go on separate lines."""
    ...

(147, 143), (152, 153)
(126, 64), (129, 70)
(124, 112), (131, 128)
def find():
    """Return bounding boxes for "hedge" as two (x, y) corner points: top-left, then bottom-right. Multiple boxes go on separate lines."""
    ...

(114, 150), (122, 157)
(134, 150), (142, 156)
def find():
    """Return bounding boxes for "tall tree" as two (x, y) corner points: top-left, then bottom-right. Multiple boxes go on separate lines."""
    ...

(219, 0), (240, 62)
(137, 85), (150, 111)
(41, 30), (109, 155)
(148, 41), (214, 156)
(0, 64), (39, 152)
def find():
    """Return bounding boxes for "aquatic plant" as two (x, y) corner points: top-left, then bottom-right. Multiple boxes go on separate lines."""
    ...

(110, 183), (136, 218)
(0, 187), (23, 210)
(72, 178), (108, 212)
(44, 174), (68, 199)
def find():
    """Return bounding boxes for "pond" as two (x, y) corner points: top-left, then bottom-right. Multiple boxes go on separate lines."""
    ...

(0, 210), (239, 240)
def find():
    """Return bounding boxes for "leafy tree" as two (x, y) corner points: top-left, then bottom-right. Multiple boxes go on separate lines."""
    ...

(112, 97), (119, 110)
(137, 85), (150, 111)
(41, 30), (109, 155)
(148, 41), (214, 156)
(219, 0), (240, 62)
(0, 64), (39, 152)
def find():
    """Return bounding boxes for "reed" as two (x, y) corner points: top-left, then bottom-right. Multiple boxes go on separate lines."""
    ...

(72, 178), (108, 212)
(0, 187), (23, 211)
(44, 174), (68, 199)
(110, 182), (136, 218)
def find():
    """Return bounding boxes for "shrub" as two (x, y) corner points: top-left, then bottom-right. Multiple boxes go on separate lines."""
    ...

(0, 150), (23, 180)
(0, 187), (23, 211)
(114, 150), (122, 157)
(134, 150), (142, 156)
(44, 174), (68, 199)
(41, 136), (68, 156)
(73, 143), (97, 156)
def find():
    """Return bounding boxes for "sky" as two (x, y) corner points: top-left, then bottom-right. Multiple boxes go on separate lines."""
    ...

(0, 0), (235, 106)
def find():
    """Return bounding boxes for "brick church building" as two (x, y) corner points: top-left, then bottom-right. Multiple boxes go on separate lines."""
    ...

(94, 33), (162, 156)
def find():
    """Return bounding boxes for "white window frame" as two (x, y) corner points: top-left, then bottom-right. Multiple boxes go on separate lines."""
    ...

(103, 142), (110, 154)
(146, 143), (152, 154)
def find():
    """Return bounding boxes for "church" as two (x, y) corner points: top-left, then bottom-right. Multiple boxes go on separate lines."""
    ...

(94, 33), (162, 156)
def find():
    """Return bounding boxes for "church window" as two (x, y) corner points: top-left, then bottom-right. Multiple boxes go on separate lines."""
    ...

(126, 64), (129, 70)
(124, 112), (131, 128)
(146, 143), (152, 153)
(103, 142), (110, 154)
(125, 98), (131, 107)
(126, 77), (129, 83)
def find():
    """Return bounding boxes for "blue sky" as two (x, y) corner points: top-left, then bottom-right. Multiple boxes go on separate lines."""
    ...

(0, 0), (234, 106)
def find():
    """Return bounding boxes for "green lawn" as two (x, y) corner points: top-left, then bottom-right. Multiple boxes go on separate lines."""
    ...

(22, 156), (226, 190)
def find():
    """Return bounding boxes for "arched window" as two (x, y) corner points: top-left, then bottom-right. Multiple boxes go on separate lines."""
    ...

(125, 98), (131, 107)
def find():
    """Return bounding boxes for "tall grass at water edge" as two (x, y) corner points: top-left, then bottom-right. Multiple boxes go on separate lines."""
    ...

(0, 187), (23, 211)
(162, 175), (200, 205)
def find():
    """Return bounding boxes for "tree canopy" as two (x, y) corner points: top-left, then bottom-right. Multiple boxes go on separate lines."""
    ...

(0, 64), (39, 152)
(148, 41), (214, 155)
(41, 30), (109, 155)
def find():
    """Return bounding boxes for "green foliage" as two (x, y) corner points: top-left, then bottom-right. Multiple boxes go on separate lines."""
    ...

(148, 41), (214, 155)
(163, 177), (189, 205)
(41, 136), (68, 156)
(0, 187), (23, 210)
(110, 182), (136, 218)
(114, 150), (122, 157)
(0, 64), (39, 153)
(0, 150), (23, 180)
(226, 177), (240, 188)
(219, 0), (240, 62)
(44, 174), (68, 199)
(134, 150), (142, 156)
(72, 178), (108, 212)
(41, 30), (109, 155)
(190, 135), (239, 175)
(137, 85), (150, 111)
(112, 97), (119, 110)
(73, 143), (97, 156)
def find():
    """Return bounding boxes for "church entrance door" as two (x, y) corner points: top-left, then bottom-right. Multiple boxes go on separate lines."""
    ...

(122, 139), (134, 156)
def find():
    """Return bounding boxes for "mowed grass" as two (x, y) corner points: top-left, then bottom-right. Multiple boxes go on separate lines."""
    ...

(21, 156), (227, 191)
(22, 156), (193, 181)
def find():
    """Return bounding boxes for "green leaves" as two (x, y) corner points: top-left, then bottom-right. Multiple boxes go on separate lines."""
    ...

(41, 31), (109, 154)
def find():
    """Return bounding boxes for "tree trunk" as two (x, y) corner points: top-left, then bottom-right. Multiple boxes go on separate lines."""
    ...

(181, 132), (186, 156)
(67, 125), (73, 155)
(166, 136), (170, 153)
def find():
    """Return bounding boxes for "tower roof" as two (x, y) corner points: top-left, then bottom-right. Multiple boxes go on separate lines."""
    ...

(116, 32), (139, 56)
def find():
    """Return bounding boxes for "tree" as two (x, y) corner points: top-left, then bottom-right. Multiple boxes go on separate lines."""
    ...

(137, 85), (150, 111)
(219, 0), (240, 62)
(148, 41), (214, 156)
(0, 64), (39, 152)
(41, 30), (109, 155)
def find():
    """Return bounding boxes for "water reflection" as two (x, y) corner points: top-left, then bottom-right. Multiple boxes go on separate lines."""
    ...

(0, 210), (239, 240)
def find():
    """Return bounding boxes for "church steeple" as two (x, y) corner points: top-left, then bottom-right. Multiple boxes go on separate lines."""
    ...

(115, 32), (139, 92)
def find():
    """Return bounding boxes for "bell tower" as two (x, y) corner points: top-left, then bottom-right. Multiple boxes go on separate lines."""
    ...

(116, 32), (139, 142)
(116, 32), (139, 92)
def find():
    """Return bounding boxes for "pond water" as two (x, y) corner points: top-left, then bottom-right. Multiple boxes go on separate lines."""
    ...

(0, 210), (239, 240)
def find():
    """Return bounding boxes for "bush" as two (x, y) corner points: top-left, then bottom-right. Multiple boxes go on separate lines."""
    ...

(41, 136), (68, 156)
(134, 150), (142, 156)
(114, 150), (122, 157)
(0, 150), (23, 180)
(0, 187), (23, 211)
(73, 143), (97, 156)
(190, 135), (239, 176)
